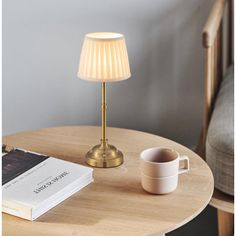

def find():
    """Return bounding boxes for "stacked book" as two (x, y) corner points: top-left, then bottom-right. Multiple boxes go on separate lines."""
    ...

(2, 146), (93, 220)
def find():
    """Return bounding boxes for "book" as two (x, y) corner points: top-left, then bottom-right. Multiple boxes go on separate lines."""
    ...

(2, 146), (93, 221)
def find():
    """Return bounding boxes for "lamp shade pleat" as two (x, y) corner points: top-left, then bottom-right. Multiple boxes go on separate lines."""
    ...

(78, 32), (131, 82)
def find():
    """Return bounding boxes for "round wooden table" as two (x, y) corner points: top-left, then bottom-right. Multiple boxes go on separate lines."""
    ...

(3, 126), (214, 236)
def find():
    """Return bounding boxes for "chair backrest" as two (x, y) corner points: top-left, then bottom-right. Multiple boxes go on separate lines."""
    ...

(199, 0), (233, 157)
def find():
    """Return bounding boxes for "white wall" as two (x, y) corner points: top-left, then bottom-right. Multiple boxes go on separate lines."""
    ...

(3, 0), (214, 147)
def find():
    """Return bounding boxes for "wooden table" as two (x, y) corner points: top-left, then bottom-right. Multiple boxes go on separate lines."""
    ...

(3, 126), (214, 236)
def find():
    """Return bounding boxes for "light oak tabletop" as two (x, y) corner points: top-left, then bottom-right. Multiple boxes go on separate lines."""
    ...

(3, 126), (214, 236)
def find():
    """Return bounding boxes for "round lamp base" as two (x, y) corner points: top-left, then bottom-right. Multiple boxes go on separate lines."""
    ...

(85, 143), (123, 168)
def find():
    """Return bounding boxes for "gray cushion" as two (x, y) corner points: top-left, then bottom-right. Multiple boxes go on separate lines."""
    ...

(206, 65), (234, 196)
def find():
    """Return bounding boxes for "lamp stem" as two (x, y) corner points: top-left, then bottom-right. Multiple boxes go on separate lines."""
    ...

(101, 82), (107, 147)
(85, 81), (123, 167)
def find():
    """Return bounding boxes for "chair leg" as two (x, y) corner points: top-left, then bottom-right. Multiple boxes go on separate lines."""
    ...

(217, 209), (234, 236)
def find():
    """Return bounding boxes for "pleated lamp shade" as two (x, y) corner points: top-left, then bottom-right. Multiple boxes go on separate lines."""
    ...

(78, 32), (131, 82)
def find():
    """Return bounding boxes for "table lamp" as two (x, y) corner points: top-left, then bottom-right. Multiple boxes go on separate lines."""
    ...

(77, 32), (131, 168)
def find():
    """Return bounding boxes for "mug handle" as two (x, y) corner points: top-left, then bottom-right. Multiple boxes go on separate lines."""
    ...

(179, 155), (190, 174)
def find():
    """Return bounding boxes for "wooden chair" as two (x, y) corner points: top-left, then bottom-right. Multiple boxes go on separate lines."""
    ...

(196, 0), (234, 235)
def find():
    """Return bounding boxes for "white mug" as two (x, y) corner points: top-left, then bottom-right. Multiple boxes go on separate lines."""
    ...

(140, 147), (190, 194)
(141, 173), (178, 194)
(140, 147), (189, 178)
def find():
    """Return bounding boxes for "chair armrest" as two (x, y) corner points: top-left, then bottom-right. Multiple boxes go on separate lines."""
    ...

(202, 0), (227, 48)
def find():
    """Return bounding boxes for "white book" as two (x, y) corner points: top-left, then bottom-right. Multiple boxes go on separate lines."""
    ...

(2, 148), (93, 221)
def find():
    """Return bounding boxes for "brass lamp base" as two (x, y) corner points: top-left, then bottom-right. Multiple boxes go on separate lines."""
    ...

(85, 142), (123, 168)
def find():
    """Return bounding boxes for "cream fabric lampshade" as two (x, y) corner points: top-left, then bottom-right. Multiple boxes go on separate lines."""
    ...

(78, 32), (131, 82)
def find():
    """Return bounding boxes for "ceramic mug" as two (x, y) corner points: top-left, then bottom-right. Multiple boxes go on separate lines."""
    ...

(141, 173), (179, 194)
(140, 147), (189, 178)
(140, 147), (190, 194)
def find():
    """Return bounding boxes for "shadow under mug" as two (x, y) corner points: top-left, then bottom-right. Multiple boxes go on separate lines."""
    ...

(140, 147), (190, 194)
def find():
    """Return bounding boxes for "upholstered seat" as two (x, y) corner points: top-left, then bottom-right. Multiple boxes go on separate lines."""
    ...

(206, 65), (234, 196)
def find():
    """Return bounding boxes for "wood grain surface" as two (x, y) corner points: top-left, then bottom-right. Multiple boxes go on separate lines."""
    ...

(2, 126), (214, 236)
(211, 189), (234, 214)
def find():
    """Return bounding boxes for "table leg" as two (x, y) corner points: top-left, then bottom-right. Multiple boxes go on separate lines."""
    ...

(217, 209), (234, 236)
